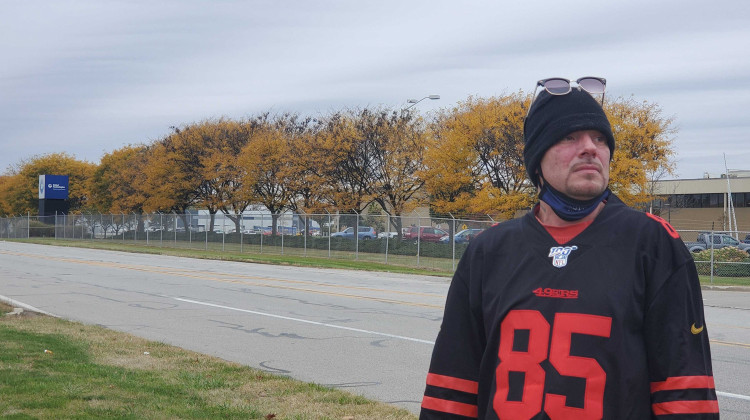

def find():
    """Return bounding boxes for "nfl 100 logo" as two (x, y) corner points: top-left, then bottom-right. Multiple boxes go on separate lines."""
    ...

(548, 246), (578, 268)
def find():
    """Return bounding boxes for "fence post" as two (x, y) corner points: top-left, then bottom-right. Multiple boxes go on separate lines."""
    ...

(325, 210), (331, 258)
(384, 214), (389, 264)
(260, 213), (264, 254)
(301, 211), (308, 257)
(450, 213), (456, 271)
(281, 213), (285, 255)
(239, 213), (244, 254)
(710, 230), (715, 284)
(416, 216), (421, 267)
(353, 209), (360, 261)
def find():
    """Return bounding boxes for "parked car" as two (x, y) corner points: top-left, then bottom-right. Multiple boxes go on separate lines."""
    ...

(439, 228), (484, 244)
(403, 226), (449, 243)
(378, 231), (398, 239)
(331, 226), (377, 240)
(683, 232), (750, 254)
(743, 233), (750, 244)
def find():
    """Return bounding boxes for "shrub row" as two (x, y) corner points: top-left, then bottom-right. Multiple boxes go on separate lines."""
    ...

(108, 231), (469, 259)
(693, 246), (750, 277)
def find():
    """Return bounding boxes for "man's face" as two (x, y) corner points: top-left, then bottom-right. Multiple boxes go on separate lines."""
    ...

(539, 129), (610, 200)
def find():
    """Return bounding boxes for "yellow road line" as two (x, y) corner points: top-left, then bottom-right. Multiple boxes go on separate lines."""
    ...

(708, 322), (750, 330)
(0, 250), (445, 309)
(709, 339), (750, 349)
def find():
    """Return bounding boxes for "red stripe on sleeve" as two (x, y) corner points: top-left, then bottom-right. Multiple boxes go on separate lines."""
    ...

(426, 373), (479, 394)
(422, 395), (478, 418)
(652, 400), (720, 415)
(650, 375), (716, 393)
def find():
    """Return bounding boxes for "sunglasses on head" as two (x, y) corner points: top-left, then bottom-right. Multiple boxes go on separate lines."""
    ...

(526, 76), (607, 119)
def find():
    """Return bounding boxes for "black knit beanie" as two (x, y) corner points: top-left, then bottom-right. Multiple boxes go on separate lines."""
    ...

(523, 88), (615, 187)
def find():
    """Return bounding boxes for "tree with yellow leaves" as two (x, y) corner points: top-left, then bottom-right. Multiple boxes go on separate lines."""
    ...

(0, 175), (14, 216)
(90, 145), (150, 214)
(237, 114), (302, 235)
(605, 96), (675, 207)
(140, 139), (195, 215)
(425, 93), (534, 221)
(89, 145), (153, 235)
(312, 111), (372, 213)
(424, 92), (675, 220)
(279, 116), (328, 236)
(358, 108), (428, 235)
(0, 153), (95, 216)
(201, 118), (256, 232)
(156, 119), (243, 232)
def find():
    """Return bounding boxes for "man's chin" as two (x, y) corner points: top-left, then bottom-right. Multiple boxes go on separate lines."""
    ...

(567, 183), (607, 201)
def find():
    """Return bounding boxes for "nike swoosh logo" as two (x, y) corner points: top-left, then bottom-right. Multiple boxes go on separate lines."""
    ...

(691, 323), (705, 334)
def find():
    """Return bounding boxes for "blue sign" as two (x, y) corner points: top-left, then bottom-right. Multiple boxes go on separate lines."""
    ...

(38, 175), (69, 200)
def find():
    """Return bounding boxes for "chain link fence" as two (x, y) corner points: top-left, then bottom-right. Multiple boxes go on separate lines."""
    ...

(678, 229), (750, 282)
(0, 212), (498, 272)
(2, 213), (748, 281)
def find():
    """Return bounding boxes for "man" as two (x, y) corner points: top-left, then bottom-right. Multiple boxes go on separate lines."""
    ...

(420, 79), (718, 419)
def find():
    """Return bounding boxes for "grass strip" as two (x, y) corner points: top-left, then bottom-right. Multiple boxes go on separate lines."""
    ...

(11, 238), (453, 278)
(0, 302), (416, 419)
(9, 238), (750, 287)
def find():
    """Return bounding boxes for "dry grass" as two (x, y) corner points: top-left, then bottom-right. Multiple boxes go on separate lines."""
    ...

(0, 302), (417, 419)
(15, 237), (454, 278)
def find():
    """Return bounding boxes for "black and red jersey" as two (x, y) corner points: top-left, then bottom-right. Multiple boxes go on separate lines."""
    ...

(421, 195), (718, 419)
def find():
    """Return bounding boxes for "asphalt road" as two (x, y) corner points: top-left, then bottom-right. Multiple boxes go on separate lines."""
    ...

(1, 241), (749, 417)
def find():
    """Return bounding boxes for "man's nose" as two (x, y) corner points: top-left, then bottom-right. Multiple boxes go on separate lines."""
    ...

(579, 133), (599, 152)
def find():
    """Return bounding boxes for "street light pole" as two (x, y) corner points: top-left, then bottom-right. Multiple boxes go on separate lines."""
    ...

(404, 94), (440, 110)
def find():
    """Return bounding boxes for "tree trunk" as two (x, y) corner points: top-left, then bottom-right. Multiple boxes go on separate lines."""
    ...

(271, 213), (279, 235)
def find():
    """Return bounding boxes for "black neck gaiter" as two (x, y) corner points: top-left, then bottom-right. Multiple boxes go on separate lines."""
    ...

(539, 182), (610, 222)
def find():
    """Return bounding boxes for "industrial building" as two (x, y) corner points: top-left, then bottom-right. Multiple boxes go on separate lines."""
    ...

(651, 170), (750, 232)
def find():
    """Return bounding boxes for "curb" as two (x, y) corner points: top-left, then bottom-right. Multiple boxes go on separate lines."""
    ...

(701, 285), (750, 292)
(0, 295), (58, 317)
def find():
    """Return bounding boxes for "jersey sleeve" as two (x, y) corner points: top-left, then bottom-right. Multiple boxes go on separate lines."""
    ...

(644, 235), (719, 419)
(420, 254), (485, 419)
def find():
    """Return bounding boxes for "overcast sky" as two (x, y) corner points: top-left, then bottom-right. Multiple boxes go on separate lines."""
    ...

(2, 0), (749, 180)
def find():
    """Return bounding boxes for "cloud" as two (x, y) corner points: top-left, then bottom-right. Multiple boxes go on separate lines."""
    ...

(1, 0), (749, 178)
